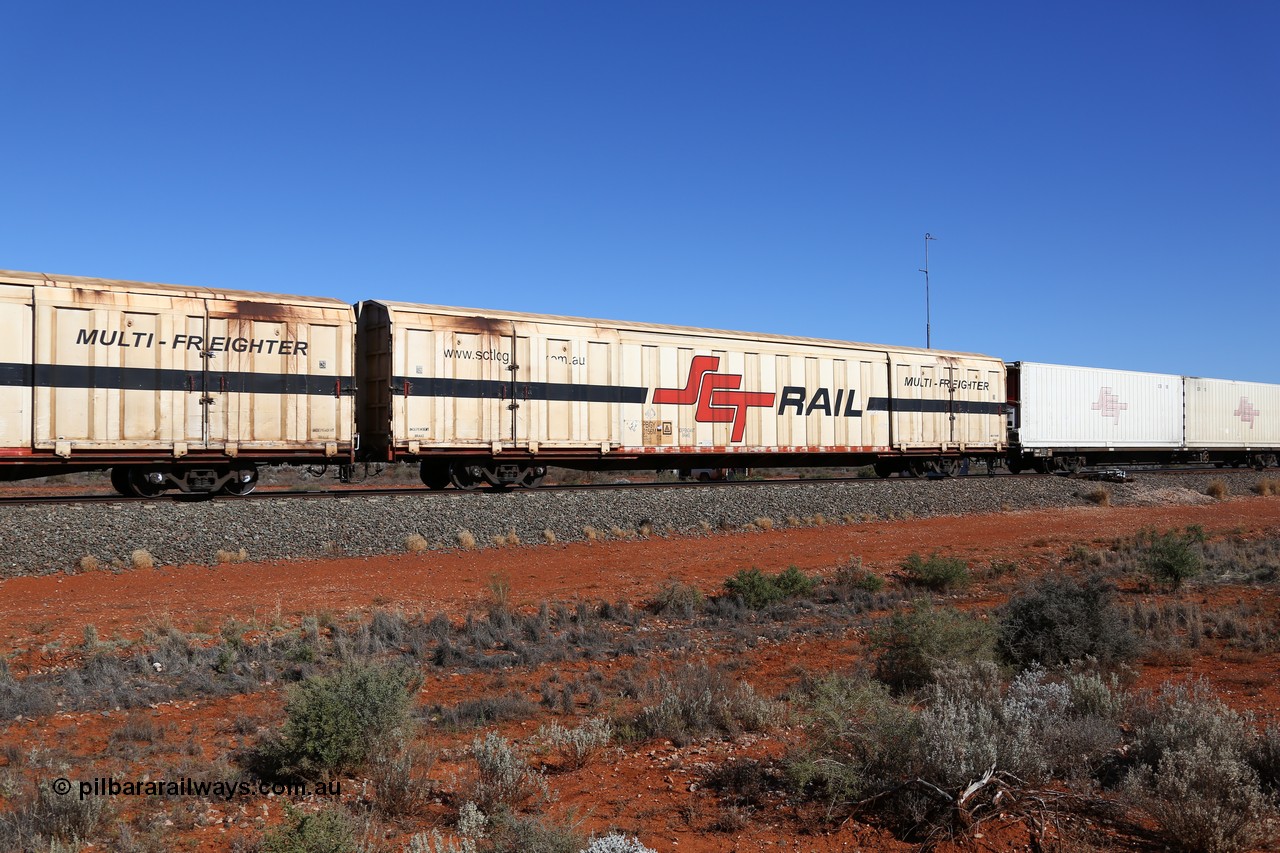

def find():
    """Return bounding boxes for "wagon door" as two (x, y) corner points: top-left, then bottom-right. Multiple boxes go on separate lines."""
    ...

(206, 301), (349, 454)
(33, 287), (206, 453)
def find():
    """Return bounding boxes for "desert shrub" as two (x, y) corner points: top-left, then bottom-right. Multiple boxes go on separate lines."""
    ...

(478, 809), (586, 853)
(649, 580), (704, 618)
(1206, 479), (1230, 500)
(1253, 478), (1279, 497)
(1139, 528), (1203, 590)
(899, 552), (969, 591)
(463, 733), (549, 812)
(869, 601), (995, 693)
(260, 804), (358, 853)
(785, 674), (919, 816)
(429, 693), (539, 730)
(580, 835), (658, 853)
(1124, 680), (1274, 852)
(997, 574), (1138, 667)
(787, 664), (1118, 833)
(1084, 487), (1112, 506)
(369, 743), (436, 818)
(406, 832), (478, 853)
(539, 717), (614, 769)
(0, 780), (109, 850)
(628, 664), (780, 745)
(1252, 724), (1280, 794)
(723, 567), (816, 609)
(829, 557), (885, 594)
(0, 661), (56, 720)
(258, 662), (418, 777)
(772, 565), (817, 597)
(1126, 744), (1271, 853)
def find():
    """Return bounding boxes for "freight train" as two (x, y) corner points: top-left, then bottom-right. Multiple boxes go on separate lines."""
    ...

(0, 269), (1275, 495)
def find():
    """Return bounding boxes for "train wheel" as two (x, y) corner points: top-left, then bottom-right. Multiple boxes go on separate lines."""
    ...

(449, 463), (480, 491)
(126, 468), (165, 498)
(905, 460), (925, 478)
(519, 466), (546, 488)
(419, 462), (451, 490)
(934, 458), (959, 478)
(110, 467), (133, 496)
(222, 468), (259, 496)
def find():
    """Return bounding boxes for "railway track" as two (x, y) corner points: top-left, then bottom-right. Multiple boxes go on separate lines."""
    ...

(0, 464), (1255, 508)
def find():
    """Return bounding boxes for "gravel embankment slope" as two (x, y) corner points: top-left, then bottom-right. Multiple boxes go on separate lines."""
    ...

(1, 470), (1269, 576)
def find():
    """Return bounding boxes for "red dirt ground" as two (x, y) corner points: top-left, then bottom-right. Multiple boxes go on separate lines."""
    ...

(3, 496), (1280, 851)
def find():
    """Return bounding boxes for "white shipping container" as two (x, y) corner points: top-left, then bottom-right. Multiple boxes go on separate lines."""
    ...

(1014, 362), (1183, 449)
(1184, 377), (1280, 448)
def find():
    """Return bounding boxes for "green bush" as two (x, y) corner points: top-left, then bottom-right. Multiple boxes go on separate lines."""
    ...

(830, 557), (885, 594)
(260, 662), (418, 777)
(899, 552), (970, 591)
(723, 566), (816, 609)
(786, 674), (919, 815)
(870, 601), (995, 693)
(1140, 528), (1203, 591)
(997, 574), (1138, 667)
(261, 804), (358, 853)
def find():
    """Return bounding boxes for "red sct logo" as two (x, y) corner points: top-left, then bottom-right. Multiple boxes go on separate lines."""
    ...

(652, 356), (774, 442)
(1091, 388), (1129, 424)
(1235, 397), (1259, 429)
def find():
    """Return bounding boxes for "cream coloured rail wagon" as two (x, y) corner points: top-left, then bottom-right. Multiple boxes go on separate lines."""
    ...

(356, 300), (1007, 488)
(0, 270), (356, 495)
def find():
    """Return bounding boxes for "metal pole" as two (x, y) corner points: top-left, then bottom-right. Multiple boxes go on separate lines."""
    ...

(919, 233), (936, 348)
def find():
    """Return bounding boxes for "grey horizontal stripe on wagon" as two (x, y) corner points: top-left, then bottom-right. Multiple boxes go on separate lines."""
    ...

(397, 376), (648, 405)
(0, 363), (352, 396)
(866, 397), (1005, 415)
(396, 378), (1001, 415)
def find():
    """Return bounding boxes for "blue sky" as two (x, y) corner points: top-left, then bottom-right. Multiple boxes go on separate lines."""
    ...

(4, 2), (1277, 381)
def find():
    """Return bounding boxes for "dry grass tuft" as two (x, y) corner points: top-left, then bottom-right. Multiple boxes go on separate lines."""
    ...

(582, 525), (598, 542)
(403, 534), (429, 553)
(457, 529), (477, 549)
(1253, 478), (1279, 497)
(842, 513), (858, 525)
(754, 516), (774, 531)
(813, 513), (826, 527)
(543, 529), (557, 545)
(698, 520), (713, 534)
(786, 514), (802, 527)
(77, 555), (100, 573)
(609, 525), (630, 539)
(130, 549), (155, 570)
(505, 528), (521, 547)
(217, 547), (250, 564)
(638, 521), (654, 537)
(1206, 479), (1229, 500)
(1085, 487), (1112, 507)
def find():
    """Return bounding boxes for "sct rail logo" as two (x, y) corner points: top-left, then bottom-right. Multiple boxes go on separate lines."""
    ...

(1091, 387), (1129, 424)
(1235, 397), (1259, 429)
(652, 356), (774, 443)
